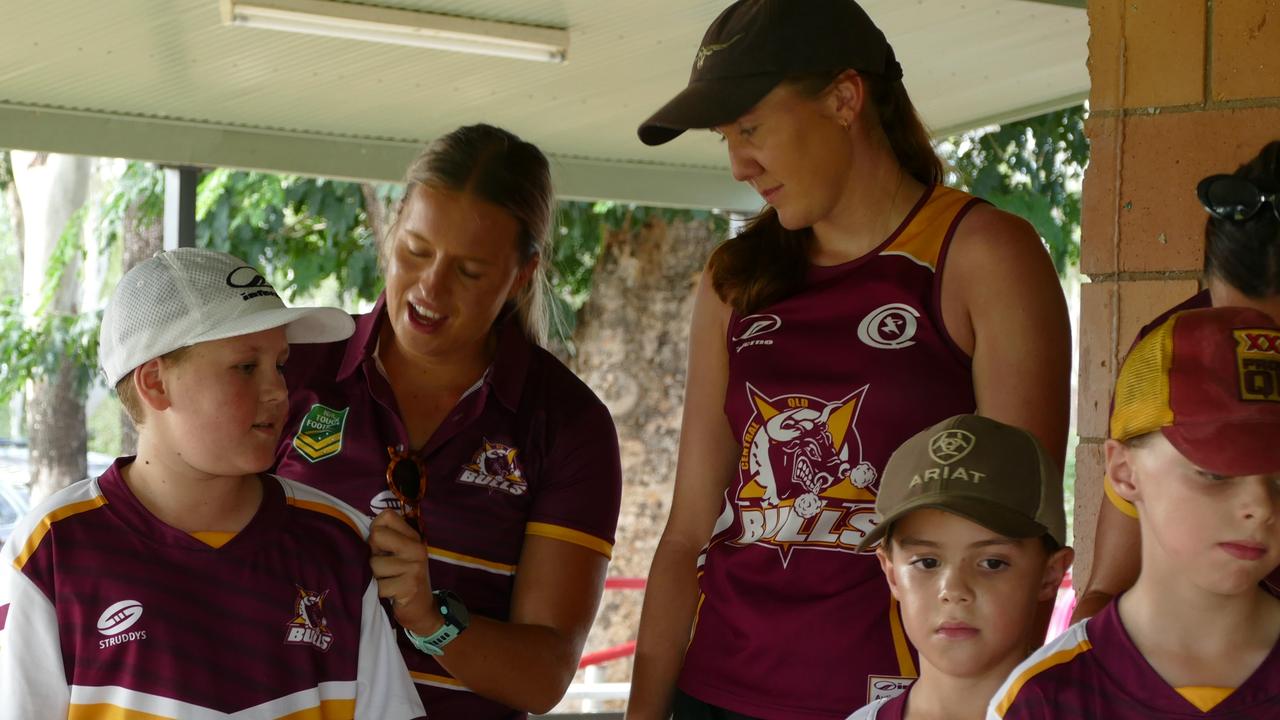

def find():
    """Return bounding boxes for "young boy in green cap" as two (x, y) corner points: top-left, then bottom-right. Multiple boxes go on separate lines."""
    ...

(847, 414), (1072, 720)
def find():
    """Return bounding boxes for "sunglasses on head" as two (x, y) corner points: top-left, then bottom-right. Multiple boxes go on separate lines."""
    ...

(1197, 174), (1280, 223)
(386, 446), (426, 529)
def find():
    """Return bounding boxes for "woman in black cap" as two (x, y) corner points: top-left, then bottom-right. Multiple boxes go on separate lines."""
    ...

(629, 1), (1071, 718)
(1075, 140), (1280, 624)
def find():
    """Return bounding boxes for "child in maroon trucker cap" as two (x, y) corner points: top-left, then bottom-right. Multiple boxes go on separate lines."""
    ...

(991, 306), (1280, 719)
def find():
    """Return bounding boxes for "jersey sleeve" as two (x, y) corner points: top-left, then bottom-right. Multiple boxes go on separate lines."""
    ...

(986, 682), (1051, 720)
(0, 547), (69, 719)
(353, 580), (426, 720)
(524, 397), (622, 559)
(986, 621), (1092, 720)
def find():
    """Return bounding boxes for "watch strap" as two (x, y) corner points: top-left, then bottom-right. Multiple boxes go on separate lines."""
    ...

(403, 590), (468, 656)
(404, 625), (457, 657)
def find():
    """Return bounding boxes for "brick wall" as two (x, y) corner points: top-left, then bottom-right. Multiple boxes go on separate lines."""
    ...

(1074, 0), (1280, 588)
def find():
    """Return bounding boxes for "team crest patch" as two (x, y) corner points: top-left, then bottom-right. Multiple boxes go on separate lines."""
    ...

(457, 440), (527, 496)
(1235, 329), (1280, 401)
(292, 404), (349, 462)
(284, 586), (333, 652)
(719, 384), (879, 564)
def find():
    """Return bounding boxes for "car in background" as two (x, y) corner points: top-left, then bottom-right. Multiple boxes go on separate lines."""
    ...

(0, 440), (113, 546)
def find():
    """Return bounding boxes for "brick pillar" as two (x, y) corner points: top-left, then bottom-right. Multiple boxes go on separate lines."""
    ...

(1075, 0), (1280, 589)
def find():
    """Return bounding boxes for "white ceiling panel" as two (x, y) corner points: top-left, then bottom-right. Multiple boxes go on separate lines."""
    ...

(0, 0), (1087, 209)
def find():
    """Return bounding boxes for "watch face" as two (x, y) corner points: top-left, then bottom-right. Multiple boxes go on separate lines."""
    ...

(438, 590), (470, 630)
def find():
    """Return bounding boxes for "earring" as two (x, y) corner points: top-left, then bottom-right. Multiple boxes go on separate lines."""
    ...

(839, 118), (850, 131)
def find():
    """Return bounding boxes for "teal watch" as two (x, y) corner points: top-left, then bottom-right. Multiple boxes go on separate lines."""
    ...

(404, 590), (470, 656)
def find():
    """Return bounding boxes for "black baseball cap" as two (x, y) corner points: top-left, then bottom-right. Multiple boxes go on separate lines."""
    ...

(638, 0), (903, 146)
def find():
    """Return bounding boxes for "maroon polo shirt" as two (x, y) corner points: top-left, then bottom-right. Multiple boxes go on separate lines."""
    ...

(276, 296), (622, 719)
(989, 599), (1280, 718)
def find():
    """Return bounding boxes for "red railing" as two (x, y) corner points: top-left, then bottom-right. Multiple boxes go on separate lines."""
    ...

(579, 578), (646, 669)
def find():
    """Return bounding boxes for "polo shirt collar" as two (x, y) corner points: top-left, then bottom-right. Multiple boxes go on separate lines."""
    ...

(488, 310), (532, 412)
(337, 294), (386, 381)
(337, 293), (532, 413)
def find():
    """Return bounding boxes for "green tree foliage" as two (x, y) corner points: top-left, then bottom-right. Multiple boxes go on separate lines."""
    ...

(938, 105), (1088, 275)
(195, 169), (383, 304)
(0, 104), (1087, 410)
(0, 194), (99, 404)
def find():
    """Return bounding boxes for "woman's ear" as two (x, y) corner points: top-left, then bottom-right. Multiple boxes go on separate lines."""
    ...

(826, 69), (868, 129)
(1105, 438), (1141, 504)
(507, 253), (540, 303)
(133, 358), (173, 415)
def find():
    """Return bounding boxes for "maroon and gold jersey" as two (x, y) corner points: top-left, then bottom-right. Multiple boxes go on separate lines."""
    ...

(678, 185), (984, 719)
(988, 599), (1280, 718)
(0, 461), (424, 719)
(275, 298), (622, 719)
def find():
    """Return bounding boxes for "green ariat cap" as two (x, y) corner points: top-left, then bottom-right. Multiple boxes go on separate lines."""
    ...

(857, 414), (1066, 551)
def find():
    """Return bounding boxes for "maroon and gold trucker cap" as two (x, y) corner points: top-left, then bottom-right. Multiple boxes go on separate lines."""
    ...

(637, 0), (902, 146)
(857, 414), (1065, 551)
(1110, 306), (1280, 477)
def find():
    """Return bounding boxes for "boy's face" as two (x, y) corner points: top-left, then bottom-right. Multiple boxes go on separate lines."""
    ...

(877, 509), (1069, 679)
(144, 327), (290, 477)
(1107, 434), (1280, 594)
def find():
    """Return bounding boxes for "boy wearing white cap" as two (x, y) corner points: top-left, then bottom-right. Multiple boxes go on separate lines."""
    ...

(848, 414), (1073, 720)
(0, 249), (425, 719)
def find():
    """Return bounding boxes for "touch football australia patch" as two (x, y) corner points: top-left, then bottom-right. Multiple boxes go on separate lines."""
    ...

(292, 404), (349, 462)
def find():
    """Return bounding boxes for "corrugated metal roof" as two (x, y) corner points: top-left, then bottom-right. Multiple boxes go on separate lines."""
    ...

(0, 0), (1087, 208)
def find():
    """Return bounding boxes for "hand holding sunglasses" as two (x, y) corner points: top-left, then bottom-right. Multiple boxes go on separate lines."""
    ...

(1198, 174), (1280, 223)
(385, 446), (427, 533)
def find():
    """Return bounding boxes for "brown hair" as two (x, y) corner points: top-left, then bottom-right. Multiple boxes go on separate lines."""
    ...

(114, 346), (191, 425)
(1203, 140), (1280, 298)
(708, 72), (942, 315)
(386, 124), (555, 345)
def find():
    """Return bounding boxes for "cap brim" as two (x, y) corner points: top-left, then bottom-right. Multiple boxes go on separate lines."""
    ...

(1163, 422), (1280, 477)
(638, 73), (784, 146)
(856, 495), (1050, 552)
(192, 307), (355, 347)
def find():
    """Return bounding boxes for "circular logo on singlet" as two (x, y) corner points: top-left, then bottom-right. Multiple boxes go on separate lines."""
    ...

(857, 303), (920, 350)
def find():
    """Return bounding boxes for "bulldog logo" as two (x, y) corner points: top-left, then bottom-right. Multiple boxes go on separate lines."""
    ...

(457, 440), (528, 496)
(284, 587), (333, 652)
(720, 384), (880, 564)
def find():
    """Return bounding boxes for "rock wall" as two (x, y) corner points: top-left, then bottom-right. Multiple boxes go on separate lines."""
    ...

(569, 215), (723, 697)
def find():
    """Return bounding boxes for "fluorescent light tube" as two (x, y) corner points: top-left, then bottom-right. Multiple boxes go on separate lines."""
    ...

(221, 0), (569, 63)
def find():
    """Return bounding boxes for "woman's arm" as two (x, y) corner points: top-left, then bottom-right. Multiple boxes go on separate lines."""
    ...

(1071, 496), (1140, 622)
(943, 205), (1072, 640)
(371, 515), (608, 714)
(943, 204), (1072, 470)
(371, 377), (622, 714)
(626, 273), (739, 720)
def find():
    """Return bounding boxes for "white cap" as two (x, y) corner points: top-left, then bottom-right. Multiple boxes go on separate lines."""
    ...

(100, 248), (356, 387)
